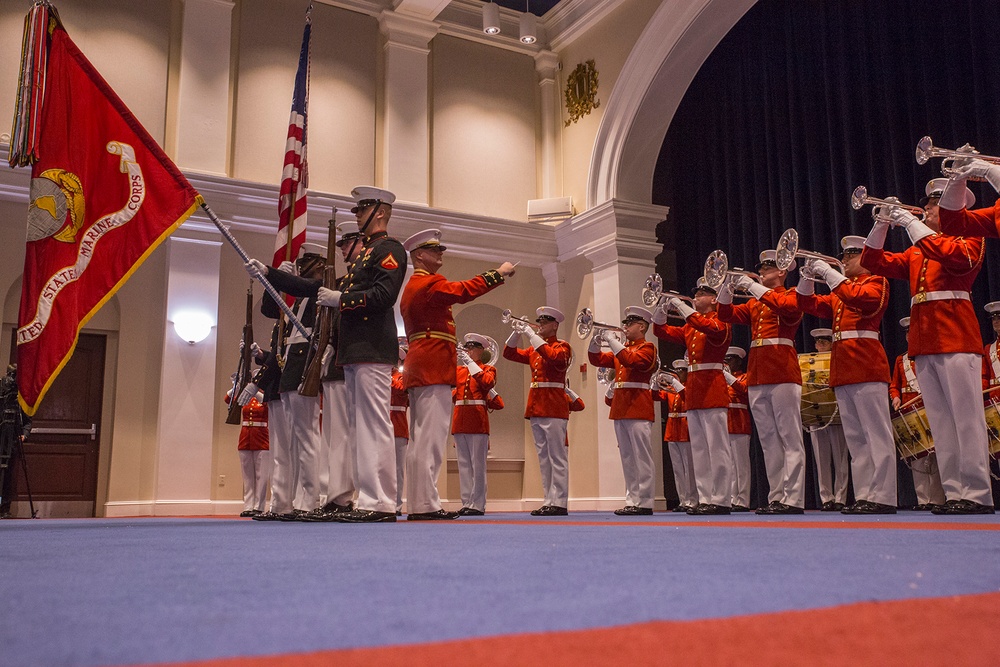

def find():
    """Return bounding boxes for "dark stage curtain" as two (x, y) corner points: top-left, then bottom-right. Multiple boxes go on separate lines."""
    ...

(651, 0), (1000, 508)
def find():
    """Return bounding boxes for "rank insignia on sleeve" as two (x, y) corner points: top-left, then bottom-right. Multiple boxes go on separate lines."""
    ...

(380, 254), (399, 270)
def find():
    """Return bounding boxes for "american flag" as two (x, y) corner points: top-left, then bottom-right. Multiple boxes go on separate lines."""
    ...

(273, 4), (312, 268)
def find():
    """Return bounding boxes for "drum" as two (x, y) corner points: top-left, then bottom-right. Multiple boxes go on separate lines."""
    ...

(983, 400), (1000, 459)
(799, 352), (840, 427)
(892, 403), (934, 462)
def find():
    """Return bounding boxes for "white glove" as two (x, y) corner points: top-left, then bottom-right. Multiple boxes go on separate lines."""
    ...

(505, 330), (521, 348)
(939, 176), (972, 210)
(668, 297), (695, 320)
(527, 330), (546, 350)
(806, 258), (832, 280)
(277, 260), (295, 274)
(668, 376), (684, 392)
(565, 386), (580, 402)
(864, 219), (889, 250)
(606, 335), (625, 355)
(817, 261), (847, 290)
(237, 382), (258, 406)
(723, 370), (737, 385)
(953, 158), (1000, 193)
(466, 361), (483, 376)
(734, 275), (755, 291)
(795, 270), (815, 296)
(893, 209), (934, 244)
(245, 259), (267, 278)
(250, 342), (261, 357)
(605, 384), (616, 400)
(316, 287), (341, 308)
(714, 280), (734, 305)
(886, 207), (918, 229)
(745, 281), (770, 300)
(588, 331), (604, 352)
(651, 303), (669, 325)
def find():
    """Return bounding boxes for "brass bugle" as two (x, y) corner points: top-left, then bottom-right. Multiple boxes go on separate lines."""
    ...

(576, 307), (625, 340)
(775, 228), (844, 274)
(703, 250), (760, 291)
(501, 309), (538, 331)
(851, 186), (925, 222)
(915, 136), (1000, 179)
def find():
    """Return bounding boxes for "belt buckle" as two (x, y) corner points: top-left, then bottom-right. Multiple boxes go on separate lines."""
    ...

(833, 331), (842, 342)
(914, 292), (927, 304)
(751, 339), (762, 348)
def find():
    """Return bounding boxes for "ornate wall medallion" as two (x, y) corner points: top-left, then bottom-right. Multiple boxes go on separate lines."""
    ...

(564, 59), (599, 126)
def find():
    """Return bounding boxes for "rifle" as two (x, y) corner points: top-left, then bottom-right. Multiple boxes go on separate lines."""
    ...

(226, 286), (255, 424)
(299, 210), (338, 397)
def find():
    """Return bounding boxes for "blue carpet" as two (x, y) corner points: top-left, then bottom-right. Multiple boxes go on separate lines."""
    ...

(1, 513), (998, 667)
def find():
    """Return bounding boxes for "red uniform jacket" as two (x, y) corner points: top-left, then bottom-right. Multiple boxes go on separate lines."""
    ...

(717, 287), (803, 386)
(889, 353), (922, 409)
(588, 339), (657, 421)
(939, 201), (1000, 238)
(796, 274), (891, 386)
(727, 372), (751, 435)
(861, 234), (984, 356)
(653, 311), (731, 410)
(504, 337), (573, 419)
(660, 389), (689, 443)
(238, 398), (269, 451)
(452, 364), (497, 434)
(390, 368), (409, 439)
(401, 269), (504, 389)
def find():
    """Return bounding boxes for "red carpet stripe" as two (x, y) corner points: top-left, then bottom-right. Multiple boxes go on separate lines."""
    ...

(147, 591), (1000, 667)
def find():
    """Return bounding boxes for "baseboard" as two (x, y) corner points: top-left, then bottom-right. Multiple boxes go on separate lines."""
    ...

(104, 500), (245, 517)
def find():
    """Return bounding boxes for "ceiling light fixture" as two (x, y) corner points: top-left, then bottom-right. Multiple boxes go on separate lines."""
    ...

(519, 1), (537, 44)
(483, 1), (500, 35)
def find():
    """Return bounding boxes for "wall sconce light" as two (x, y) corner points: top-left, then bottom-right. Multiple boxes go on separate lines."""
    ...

(483, 1), (500, 35)
(520, 2), (537, 44)
(172, 310), (214, 345)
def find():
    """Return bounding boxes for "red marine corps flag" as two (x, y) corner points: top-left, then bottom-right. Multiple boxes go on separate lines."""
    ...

(9, 4), (202, 415)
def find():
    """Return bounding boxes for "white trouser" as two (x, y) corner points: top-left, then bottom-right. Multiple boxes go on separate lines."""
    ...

(915, 353), (993, 505)
(834, 382), (896, 506)
(321, 379), (355, 506)
(809, 423), (850, 504)
(455, 433), (489, 511)
(687, 408), (732, 507)
(911, 453), (946, 506)
(729, 433), (751, 507)
(281, 390), (322, 511)
(395, 437), (407, 512)
(530, 417), (569, 507)
(266, 399), (293, 514)
(614, 419), (654, 508)
(406, 384), (453, 514)
(749, 383), (805, 507)
(239, 449), (271, 512)
(344, 363), (396, 513)
(667, 441), (698, 507)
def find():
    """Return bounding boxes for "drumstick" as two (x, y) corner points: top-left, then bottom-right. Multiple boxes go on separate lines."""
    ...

(898, 394), (923, 411)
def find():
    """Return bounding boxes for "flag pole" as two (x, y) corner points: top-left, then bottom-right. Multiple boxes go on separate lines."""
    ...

(201, 202), (309, 338)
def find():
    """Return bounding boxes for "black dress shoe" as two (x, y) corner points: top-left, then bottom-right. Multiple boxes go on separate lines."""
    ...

(320, 501), (353, 514)
(279, 510), (305, 521)
(690, 504), (731, 515)
(457, 507), (485, 516)
(758, 502), (804, 515)
(821, 501), (845, 512)
(841, 501), (870, 514)
(614, 506), (653, 516)
(251, 511), (291, 522)
(533, 505), (568, 516)
(671, 505), (690, 512)
(331, 509), (397, 523)
(530, 505), (551, 516)
(239, 510), (255, 518)
(754, 501), (782, 515)
(730, 504), (752, 512)
(937, 499), (995, 515)
(298, 508), (336, 522)
(911, 503), (933, 512)
(858, 502), (897, 514)
(408, 509), (460, 520)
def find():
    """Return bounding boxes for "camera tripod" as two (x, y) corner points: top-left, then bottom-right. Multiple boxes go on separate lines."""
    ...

(0, 369), (36, 519)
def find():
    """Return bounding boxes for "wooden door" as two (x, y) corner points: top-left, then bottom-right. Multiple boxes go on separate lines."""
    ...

(11, 333), (106, 517)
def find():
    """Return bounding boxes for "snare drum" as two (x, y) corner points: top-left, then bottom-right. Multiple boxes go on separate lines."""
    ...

(983, 400), (1000, 459)
(892, 403), (934, 461)
(799, 352), (840, 427)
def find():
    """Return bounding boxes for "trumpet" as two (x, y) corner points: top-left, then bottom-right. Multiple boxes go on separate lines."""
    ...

(850, 186), (925, 222)
(915, 136), (1000, 179)
(501, 309), (538, 332)
(575, 307), (625, 340)
(775, 228), (844, 274)
(641, 274), (698, 310)
(703, 250), (761, 291)
(650, 368), (677, 391)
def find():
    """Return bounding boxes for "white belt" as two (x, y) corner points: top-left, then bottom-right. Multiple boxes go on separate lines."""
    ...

(614, 382), (650, 389)
(455, 400), (486, 406)
(668, 412), (686, 418)
(911, 290), (971, 306)
(241, 420), (267, 427)
(833, 330), (880, 342)
(688, 363), (724, 372)
(728, 404), (748, 410)
(390, 406), (407, 412)
(530, 382), (564, 388)
(751, 337), (794, 348)
(286, 327), (313, 346)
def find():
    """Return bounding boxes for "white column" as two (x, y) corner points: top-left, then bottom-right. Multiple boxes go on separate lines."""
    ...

(170, 0), (234, 176)
(154, 237), (222, 513)
(535, 50), (562, 199)
(378, 12), (439, 206)
(557, 200), (669, 503)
